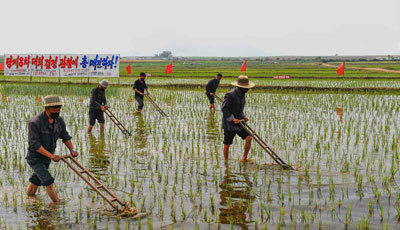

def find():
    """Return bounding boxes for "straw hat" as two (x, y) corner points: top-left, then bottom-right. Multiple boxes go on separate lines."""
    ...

(99, 79), (109, 88)
(44, 95), (62, 107)
(231, 75), (255, 89)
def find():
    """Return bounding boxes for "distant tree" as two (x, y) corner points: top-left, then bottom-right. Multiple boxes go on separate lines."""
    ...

(155, 51), (173, 59)
(314, 57), (322, 62)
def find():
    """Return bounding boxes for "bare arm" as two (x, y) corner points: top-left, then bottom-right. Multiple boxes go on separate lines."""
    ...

(36, 146), (54, 159)
(64, 140), (78, 157)
(64, 139), (74, 152)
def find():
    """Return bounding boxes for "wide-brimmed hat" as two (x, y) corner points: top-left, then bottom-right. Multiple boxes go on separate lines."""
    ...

(231, 75), (255, 89)
(44, 95), (62, 107)
(99, 79), (109, 88)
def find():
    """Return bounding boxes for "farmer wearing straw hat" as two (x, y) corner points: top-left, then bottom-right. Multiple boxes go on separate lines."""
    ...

(88, 80), (109, 133)
(205, 73), (223, 111)
(26, 95), (78, 202)
(221, 75), (255, 162)
(133, 72), (150, 113)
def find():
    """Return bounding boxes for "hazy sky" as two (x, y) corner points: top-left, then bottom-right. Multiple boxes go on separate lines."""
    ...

(2, 0), (399, 56)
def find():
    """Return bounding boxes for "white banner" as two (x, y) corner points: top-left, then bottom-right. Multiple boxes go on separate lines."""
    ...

(4, 54), (31, 76)
(4, 54), (120, 77)
(59, 54), (89, 77)
(86, 54), (120, 77)
(30, 54), (59, 77)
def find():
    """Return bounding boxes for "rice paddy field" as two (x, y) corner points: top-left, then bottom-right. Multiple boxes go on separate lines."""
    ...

(2, 60), (400, 92)
(1, 82), (400, 229)
(1, 59), (400, 79)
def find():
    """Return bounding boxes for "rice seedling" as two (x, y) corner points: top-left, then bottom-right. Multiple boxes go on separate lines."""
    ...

(1, 83), (400, 228)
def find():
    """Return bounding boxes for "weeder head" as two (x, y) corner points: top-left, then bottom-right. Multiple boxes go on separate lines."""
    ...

(119, 202), (137, 217)
(282, 164), (294, 170)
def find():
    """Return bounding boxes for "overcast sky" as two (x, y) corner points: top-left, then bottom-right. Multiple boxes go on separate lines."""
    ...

(2, 0), (399, 56)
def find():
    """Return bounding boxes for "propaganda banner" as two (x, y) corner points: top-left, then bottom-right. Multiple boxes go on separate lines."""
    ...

(4, 54), (120, 77)
(30, 54), (59, 77)
(4, 54), (32, 76)
(59, 54), (88, 77)
(86, 54), (120, 77)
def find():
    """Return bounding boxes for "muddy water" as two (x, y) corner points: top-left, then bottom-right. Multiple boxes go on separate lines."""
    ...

(0, 83), (400, 229)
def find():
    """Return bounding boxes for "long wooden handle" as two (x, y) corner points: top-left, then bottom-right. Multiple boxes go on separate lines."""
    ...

(145, 94), (167, 116)
(239, 120), (292, 170)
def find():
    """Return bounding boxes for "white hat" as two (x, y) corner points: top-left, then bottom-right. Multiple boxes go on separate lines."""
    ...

(99, 79), (109, 88)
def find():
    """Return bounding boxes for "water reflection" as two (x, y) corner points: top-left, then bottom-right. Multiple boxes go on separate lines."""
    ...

(88, 133), (110, 176)
(206, 111), (218, 140)
(336, 107), (343, 122)
(219, 161), (255, 229)
(26, 197), (65, 229)
(134, 114), (147, 150)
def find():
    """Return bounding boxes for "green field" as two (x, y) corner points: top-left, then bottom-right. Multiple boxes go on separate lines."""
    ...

(1, 60), (399, 92)
(1, 60), (400, 78)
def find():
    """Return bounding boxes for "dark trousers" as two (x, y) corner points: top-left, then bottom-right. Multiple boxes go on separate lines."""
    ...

(27, 158), (54, 186)
(135, 95), (144, 110)
(206, 92), (215, 104)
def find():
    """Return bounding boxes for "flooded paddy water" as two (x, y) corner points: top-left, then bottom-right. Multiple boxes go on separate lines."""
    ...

(1, 83), (400, 229)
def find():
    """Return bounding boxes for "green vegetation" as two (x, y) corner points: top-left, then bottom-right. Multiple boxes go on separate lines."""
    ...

(0, 83), (400, 228)
(1, 60), (399, 80)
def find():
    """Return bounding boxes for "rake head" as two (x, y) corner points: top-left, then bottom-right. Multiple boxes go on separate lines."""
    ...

(119, 202), (138, 217)
(282, 164), (294, 170)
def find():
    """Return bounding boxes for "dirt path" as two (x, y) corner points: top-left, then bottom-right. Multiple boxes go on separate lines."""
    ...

(322, 63), (400, 73)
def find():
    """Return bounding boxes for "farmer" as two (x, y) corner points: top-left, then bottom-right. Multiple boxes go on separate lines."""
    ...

(133, 72), (149, 113)
(26, 95), (78, 202)
(221, 75), (255, 162)
(88, 80), (109, 133)
(205, 73), (223, 111)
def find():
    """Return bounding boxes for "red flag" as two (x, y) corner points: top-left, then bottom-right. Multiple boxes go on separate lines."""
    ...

(166, 63), (173, 74)
(0, 63), (4, 71)
(126, 64), (131, 75)
(240, 60), (247, 72)
(336, 62), (345, 76)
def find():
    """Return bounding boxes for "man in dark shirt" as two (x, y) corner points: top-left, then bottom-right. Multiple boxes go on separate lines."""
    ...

(26, 95), (78, 202)
(133, 72), (149, 113)
(221, 75), (255, 162)
(205, 73), (223, 111)
(88, 80), (109, 133)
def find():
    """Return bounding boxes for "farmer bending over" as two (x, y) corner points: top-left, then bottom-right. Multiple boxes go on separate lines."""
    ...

(205, 73), (223, 111)
(221, 75), (255, 162)
(26, 95), (78, 202)
(88, 80), (109, 133)
(133, 72), (149, 113)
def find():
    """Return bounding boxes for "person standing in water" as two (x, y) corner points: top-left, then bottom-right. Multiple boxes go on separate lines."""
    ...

(26, 95), (79, 202)
(205, 73), (223, 111)
(221, 75), (255, 162)
(133, 72), (150, 113)
(88, 80), (109, 133)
